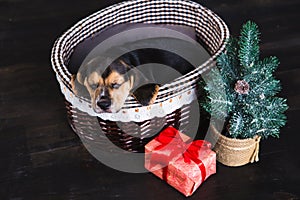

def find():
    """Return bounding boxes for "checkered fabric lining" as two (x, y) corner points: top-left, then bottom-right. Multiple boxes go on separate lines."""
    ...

(51, 0), (229, 109)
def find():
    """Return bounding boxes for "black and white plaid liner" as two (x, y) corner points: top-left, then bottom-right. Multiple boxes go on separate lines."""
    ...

(51, 0), (229, 110)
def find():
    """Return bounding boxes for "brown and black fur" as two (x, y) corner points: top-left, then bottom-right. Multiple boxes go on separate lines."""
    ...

(71, 48), (194, 113)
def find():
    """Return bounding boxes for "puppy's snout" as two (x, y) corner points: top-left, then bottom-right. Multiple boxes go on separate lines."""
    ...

(97, 97), (111, 110)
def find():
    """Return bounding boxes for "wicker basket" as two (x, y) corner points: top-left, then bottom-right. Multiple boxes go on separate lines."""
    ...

(51, 0), (229, 153)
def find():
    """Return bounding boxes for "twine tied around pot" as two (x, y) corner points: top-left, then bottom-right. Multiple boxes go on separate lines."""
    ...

(249, 135), (261, 163)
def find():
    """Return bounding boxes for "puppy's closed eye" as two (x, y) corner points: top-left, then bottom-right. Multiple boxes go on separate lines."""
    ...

(90, 83), (99, 90)
(111, 83), (122, 89)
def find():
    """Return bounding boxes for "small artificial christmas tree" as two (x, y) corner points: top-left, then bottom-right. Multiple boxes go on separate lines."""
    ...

(202, 21), (288, 139)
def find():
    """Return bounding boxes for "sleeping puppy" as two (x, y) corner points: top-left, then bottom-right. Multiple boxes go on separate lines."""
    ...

(71, 50), (160, 113)
(71, 46), (195, 113)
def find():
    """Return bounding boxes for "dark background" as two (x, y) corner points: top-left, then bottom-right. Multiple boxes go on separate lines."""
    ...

(0, 0), (299, 199)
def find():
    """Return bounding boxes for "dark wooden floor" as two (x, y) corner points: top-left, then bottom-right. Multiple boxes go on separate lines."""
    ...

(0, 0), (299, 199)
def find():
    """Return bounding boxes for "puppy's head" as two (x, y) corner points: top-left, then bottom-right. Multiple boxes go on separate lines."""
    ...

(72, 55), (160, 113)
(72, 57), (134, 113)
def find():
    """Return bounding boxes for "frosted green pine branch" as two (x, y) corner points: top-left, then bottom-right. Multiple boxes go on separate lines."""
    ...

(238, 21), (260, 69)
(200, 20), (288, 139)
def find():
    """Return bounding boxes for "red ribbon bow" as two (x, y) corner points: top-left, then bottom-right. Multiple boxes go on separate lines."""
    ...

(150, 127), (211, 181)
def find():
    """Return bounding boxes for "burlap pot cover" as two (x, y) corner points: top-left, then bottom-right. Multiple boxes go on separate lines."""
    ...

(210, 125), (261, 167)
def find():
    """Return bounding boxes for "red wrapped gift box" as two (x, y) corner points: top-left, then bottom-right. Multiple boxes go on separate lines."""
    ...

(145, 126), (216, 197)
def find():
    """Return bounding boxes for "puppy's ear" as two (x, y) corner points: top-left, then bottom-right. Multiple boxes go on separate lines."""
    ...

(70, 72), (90, 98)
(119, 59), (131, 70)
(76, 72), (84, 85)
(70, 72), (84, 91)
(77, 56), (95, 85)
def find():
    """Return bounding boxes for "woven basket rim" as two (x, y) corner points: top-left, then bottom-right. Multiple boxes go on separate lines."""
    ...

(50, 0), (230, 121)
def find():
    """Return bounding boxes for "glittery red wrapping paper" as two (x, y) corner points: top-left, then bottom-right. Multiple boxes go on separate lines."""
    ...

(145, 127), (216, 197)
